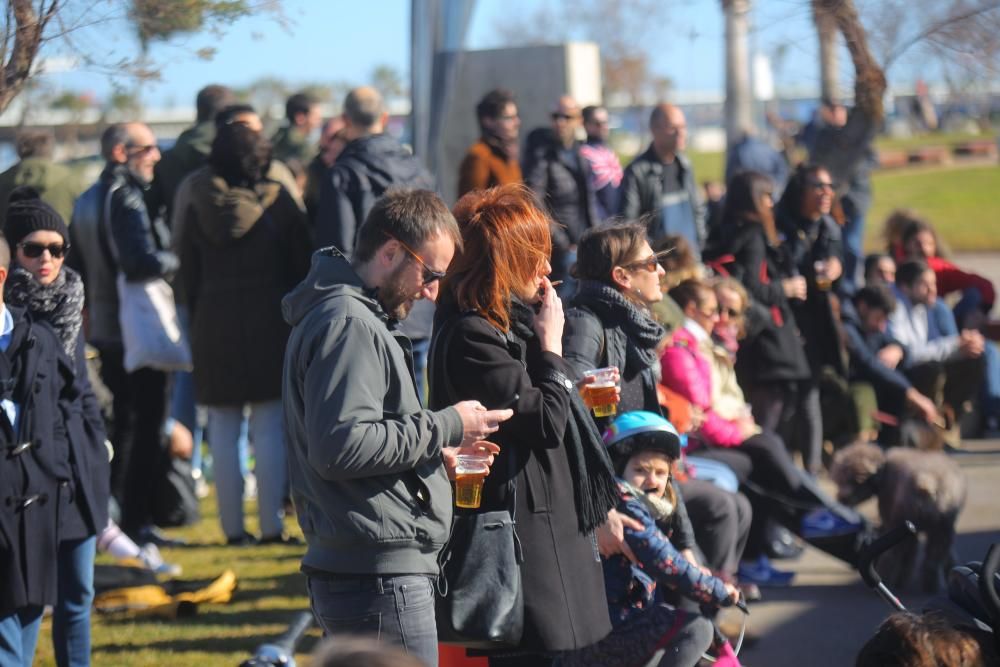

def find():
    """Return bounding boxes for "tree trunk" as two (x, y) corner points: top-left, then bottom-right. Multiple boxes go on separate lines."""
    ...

(815, 0), (887, 121)
(723, 0), (753, 149)
(813, 0), (839, 103)
(0, 0), (53, 116)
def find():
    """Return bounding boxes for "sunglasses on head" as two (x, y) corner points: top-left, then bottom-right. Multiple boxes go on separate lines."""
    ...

(384, 232), (446, 286)
(19, 241), (68, 259)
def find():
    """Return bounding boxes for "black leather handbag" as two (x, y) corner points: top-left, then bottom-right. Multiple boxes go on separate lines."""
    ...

(435, 476), (524, 649)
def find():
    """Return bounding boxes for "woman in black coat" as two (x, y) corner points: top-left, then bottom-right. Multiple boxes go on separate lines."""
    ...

(1, 190), (109, 666)
(177, 123), (312, 544)
(561, 222), (752, 588)
(704, 170), (822, 473)
(429, 185), (619, 664)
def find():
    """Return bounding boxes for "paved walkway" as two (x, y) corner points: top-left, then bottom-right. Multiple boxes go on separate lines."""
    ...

(732, 439), (1000, 666)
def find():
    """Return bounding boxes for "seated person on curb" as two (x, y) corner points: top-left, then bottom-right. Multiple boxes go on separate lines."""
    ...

(864, 253), (896, 287)
(661, 279), (868, 574)
(842, 284), (940, 443)
(889, 260), (989, 435)
(558, 411), (740, 667)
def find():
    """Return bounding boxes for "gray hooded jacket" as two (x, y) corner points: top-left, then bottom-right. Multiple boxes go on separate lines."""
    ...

(281, 248), (463, 576)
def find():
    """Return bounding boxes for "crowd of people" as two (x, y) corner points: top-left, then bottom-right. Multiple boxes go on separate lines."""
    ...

(0, 78), (996, 667)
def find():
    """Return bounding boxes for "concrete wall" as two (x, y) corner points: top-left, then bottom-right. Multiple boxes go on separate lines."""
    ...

(435, 42), (602, 205)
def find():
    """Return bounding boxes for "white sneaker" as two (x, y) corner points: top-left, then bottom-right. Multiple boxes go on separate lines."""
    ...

(138, 544), (182, 577)
(243, 472), (258, 501)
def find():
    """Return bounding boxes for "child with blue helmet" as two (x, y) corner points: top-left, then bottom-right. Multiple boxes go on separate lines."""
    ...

(558, 411), (740, 667)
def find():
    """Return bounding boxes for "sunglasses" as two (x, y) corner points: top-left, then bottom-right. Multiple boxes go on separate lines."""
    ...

(808, 179), (836, 191)
(19, 241), (68, 259)
(384, 232), (446, 286)
(623, 249), (672, 273)
(718, 306), (741, 318)
(551, 112), (578, 121)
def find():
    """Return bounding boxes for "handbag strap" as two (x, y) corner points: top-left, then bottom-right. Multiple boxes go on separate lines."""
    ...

(99, 182), (124, 269)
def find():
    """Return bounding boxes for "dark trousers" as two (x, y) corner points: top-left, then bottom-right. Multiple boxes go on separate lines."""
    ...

(750, 381), (823, 474)
(679, 479), (752, 577)
(95, 343), (169, 534)
(906, 356), (985, 419)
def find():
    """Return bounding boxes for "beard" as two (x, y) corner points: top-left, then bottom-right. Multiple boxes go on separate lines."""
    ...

(379, 263), (418, 321)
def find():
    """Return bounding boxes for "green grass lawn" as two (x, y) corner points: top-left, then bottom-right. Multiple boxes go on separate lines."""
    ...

(31, 494), (321, 667)
(874, 131), (994, 153)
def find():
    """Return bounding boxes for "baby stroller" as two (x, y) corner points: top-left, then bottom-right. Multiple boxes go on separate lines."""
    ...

(858, 522), (1000, 663)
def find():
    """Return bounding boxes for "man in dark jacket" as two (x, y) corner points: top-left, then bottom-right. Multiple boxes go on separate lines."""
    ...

(619, 103), (706, 254)
(145, 84), (234, 223)
(0, 236), (94, 665)
(524, 95), (600, 289)
(68, 123), (178, 543)
(282, 190), (511, 665)
(315, 87), (434, 255)
(271, 92), (322, 165)
(844, 285), (940, 441)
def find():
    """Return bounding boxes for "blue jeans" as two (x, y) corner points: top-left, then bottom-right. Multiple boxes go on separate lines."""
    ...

(0, 607), (43, 667)
(982, 341), (1000, 419)
(840, 196), (867, 294)
(207, 401), (286, 540)
(53, 536), (96, 667)
(307, 574), (438, 667)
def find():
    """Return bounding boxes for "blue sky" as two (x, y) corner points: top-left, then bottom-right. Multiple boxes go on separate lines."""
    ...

(36, 0), (914, 108)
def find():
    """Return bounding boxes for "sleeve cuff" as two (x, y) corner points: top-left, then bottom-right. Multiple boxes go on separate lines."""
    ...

(435, 406), (465, 447)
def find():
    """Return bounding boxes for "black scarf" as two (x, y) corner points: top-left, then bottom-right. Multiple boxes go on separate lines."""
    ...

(4, 266), (85, 357)
(572, 280), (666, 374)
(509, 299), (618, 534)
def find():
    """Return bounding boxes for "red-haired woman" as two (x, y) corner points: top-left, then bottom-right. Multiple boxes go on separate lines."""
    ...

(428, 184), (619, 664)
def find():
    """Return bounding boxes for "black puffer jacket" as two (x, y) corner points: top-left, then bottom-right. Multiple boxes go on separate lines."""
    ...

(315, 133), (434, 256)
(0, 308), (86, 614)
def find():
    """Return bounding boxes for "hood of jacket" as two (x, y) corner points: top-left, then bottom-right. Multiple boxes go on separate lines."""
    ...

(336, 133), (431, 192)
(188, 166), (282, 246)
(282, 247), (386, 328)
(171, 122), (215, 166)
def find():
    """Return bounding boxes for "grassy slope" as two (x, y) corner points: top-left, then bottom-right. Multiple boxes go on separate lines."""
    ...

(32, 495), (321, 667)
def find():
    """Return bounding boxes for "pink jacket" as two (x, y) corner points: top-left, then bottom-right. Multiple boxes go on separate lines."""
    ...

(660, 327), (745, 447)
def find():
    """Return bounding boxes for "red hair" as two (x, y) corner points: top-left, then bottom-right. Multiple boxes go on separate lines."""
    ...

(442, 184), (552, 332)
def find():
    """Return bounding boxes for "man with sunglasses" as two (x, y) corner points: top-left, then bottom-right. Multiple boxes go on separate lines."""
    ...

(524, 94), (600, 293)
(282, 189), (512, 664)
(68, 122), (179, 546)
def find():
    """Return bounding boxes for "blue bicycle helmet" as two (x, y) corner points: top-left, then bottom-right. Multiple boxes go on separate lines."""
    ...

(603, 411), (682, 471)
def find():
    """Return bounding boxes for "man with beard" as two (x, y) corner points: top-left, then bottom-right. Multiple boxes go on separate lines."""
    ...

(281, 189), (512, 665)
(457, 88), (522, 197)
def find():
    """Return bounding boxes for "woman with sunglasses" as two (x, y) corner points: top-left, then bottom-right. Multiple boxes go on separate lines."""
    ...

(4, 187), (111, 666)
(563, 222), (753, 600)
(177, 121), (312, 545)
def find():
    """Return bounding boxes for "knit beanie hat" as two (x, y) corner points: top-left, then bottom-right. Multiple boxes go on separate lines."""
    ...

(4, 186), (69, 249)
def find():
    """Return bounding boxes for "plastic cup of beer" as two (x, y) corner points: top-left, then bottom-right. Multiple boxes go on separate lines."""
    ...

(454, 454), (490, 509)
(581, 367), (619, 418)
(814, 261), (832, 291)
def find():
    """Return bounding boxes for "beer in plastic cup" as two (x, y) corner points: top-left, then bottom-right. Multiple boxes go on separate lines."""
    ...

(814, 261), (832, 291)
(581, 367), (618, 418)
(454, 454), (490, 508)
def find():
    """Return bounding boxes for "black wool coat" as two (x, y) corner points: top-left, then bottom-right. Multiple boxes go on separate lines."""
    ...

(0, 308), (82, 614)
(428, 304), (612, 653)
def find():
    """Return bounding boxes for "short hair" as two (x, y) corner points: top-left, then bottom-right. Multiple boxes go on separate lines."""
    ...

(854, 284), (897, 314)
(343, 87), (384, 129)
(582, 105), (605, 125)
(573, 222), (649, 286)
(864, 253), (892, 282)
(650, 103), (680, 129)
(353, 189), (461, 264)
(15, 130), (54, 159)
(896, 260), (931, 289)
(476, 88), (515, 123)
(101, 123), (132, 161)
(209, 122), (272, 187)
(668, 278), (714, 311)
(0, 236), (10, 270)
(215, 104), (257, 128)
(285, 92), (317, 123)
(195, 84), (235, 123)
(441, 184), (553, 333)
(855, 611), (985, 667)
